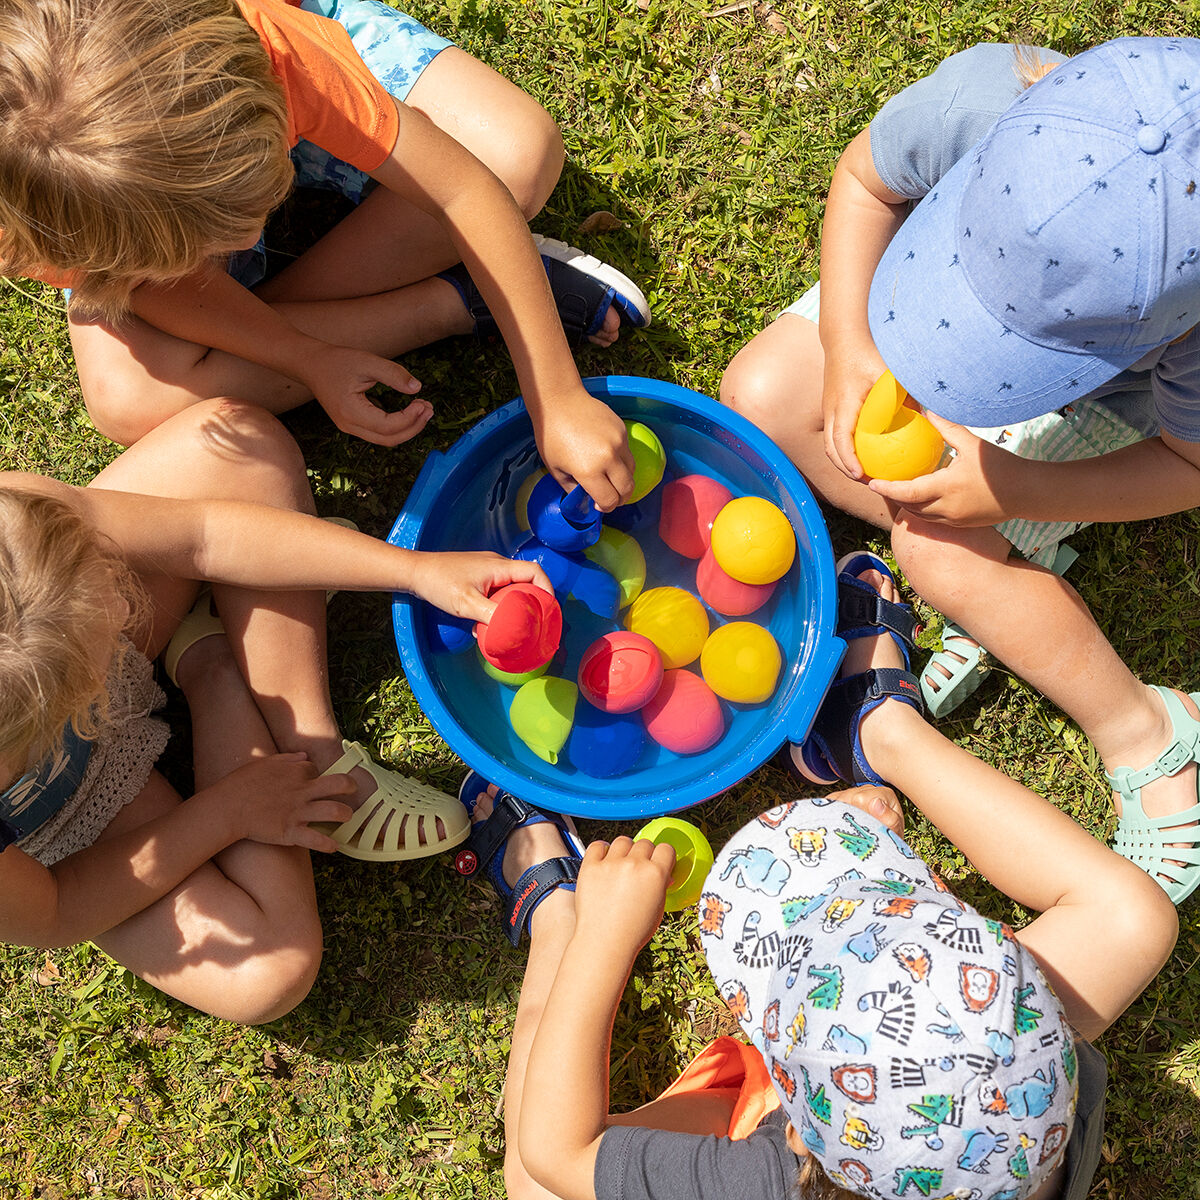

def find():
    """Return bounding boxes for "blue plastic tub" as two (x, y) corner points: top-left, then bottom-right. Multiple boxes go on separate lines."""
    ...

(389, 375), (844, 820)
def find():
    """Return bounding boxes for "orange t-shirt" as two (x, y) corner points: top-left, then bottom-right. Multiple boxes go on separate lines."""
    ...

(235, 0), (401, 172)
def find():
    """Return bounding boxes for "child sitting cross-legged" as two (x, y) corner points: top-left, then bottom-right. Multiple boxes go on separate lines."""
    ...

(0, 398), (551, 1024)
(0, 0), (649, 509)
(463, 556), (1176, 1200)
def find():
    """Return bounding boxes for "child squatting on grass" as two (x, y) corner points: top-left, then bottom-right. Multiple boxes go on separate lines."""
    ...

(0, 398), (553, 1024)
(463, 558), (1176, 1200)
(0, 0), (649, 510)
(721, 37), (1200, 902)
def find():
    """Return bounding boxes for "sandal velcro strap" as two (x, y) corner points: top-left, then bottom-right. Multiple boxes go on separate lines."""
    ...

(837, 575), (921, 651)
(458, 789), (544, 878)
(505, 857), (580, 946)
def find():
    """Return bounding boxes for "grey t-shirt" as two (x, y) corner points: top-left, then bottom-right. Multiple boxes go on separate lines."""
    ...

(868, 43), (1200, 442)
(594, 1038), (1106, 1200)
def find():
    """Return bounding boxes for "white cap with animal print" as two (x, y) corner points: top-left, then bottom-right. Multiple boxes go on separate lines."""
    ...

(699, 797), (1077, 1200)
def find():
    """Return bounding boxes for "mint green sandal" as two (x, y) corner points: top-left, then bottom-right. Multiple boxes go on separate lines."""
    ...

(919, 619), (993, 719)
(1107, 686), (1200, 905)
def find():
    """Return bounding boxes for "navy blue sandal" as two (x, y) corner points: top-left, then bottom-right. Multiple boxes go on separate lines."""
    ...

(454, 771), (584, 945)
(784, 552), (924, 787)
(439, 235), (650, 348)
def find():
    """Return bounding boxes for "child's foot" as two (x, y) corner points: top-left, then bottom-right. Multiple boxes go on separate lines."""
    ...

(439, 237), (649, 349)
(788, 558), (925, 785)
(455, 773), (583, 944)
(1102, 684), (1200, 903)
(919, 620), (993, 718)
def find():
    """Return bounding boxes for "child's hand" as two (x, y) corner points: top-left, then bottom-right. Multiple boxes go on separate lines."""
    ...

(201, 752), (355, 852)
(573, 837), (675, 957)
(822, 340), (890, 481)
(302, 346), (433, 446)
(869, 415), (1017, 525)
(828, 784), (906, 836)
(409, 551), (553, 624)
(531, 388), (635, 512)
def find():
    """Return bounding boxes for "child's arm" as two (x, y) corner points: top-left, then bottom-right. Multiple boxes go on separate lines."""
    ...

(368, 101), (634, 511)
(519, 837), (675, 1200)
(0, 473), (551, 624)
(817, 128), (910, 480)
(869, 414), (1200, 527)
(128, 263), (431, 448)
(0, 754), (353, 949)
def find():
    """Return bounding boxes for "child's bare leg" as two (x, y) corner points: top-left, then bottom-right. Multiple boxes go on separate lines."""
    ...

(892, 513), (1200, 844)
(720, 314), (893, 528)
(836, 565), (1177, 1040)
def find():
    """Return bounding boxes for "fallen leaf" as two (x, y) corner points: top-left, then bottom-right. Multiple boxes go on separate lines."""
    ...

(636, 0), (649, 9)
(35, 957), (62, 987)
(757, 3), (786, 33)
(577, 210), (626, 235)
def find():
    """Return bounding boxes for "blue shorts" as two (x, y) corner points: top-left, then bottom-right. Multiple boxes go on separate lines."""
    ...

(228, 0), (452, 287)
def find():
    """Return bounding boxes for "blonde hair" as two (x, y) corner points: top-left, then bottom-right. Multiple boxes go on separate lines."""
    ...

(1013, 43), (1059, 90)
(0, 487), (138, 767)
(0, 0), (294, 317)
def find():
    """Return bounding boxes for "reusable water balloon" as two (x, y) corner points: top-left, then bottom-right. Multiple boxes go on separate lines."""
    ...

(577, 631), (664, 713)
(527, 475), (602, 551)
(659, 474), (733, 559)
(427, 608), (474, 654)
(695, 545), (777, 616)
(626, 586), (709, 669)
(565, 702), (645, 778)
(710, 496), (796, 586)
(478, 649), (550, 687)
(853, 370), (946, 481)
(642, 669), (724, 755)
(584, 526), (646, 608)
(700, 622), (782, 704)
(509, 676), (578, 764)
(476, 583), (562, 674)
(514, 468), (547, 532)
(625, 420), (666, 504)
(635, 816), (715, 912)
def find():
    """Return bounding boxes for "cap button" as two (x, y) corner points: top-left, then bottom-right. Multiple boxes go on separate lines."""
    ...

(1137, 124), (1167, 154)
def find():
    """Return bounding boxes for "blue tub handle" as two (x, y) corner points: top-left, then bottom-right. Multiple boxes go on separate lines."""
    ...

(785, 636), (847, 745)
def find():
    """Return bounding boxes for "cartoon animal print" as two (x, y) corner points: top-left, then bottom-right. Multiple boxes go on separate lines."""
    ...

(761, 999), (781, 1045)
(893, 1166), (944, 1197)
(719, 844), (790, 895)
(901, 1093), (960, 1150)
(960, 964), (1000, 1013)
(756, 802), (799, 829)
(1007, 1132), (1036, 1180)
(862, 868), (919, 895)
(719, 979), (750, 1022)
(839, 1114), (884, 1153)
(1013, 984), (1044, 1034)
(771, 1059), (797, 1102)
(984, 917), (1015, 945)
(837, 1159), (873, 1189)
(846, 921), (889, 963)
(1061, 1030), (1077, 1085)
(822, 895), (863, 933)
(959, 1127), (1009, 1174)
(858, 982), (916, 1046)
(824, 1024), (869, 1057)
(889, 1051), (993, 1090)
(734, 911), (781, 968)
(923, 909), (984, 954)
(876, 894), (920, 919)
(777, 930), (813, 987)
(697, 893), (733, 937)
(785, 1004), (807, 1056)
(885, 828), (917, 860)
(835, 813), (879, 860)
(1038, 1124), (1068, 1164)
(831, 1063), (877, 1104)
(926, 1003), (965, 1043)
(781, 870), (866, 927)
(986, 1028), (1015, 1066)
(787, 825), (828, 867)
(799, 1065), (832, 1124)
(807, 964), (844, 1010)
(893, 941), (931, 982)
(1002, 1064), (1058, 1120)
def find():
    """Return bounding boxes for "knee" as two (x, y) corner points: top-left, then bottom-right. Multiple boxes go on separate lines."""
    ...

(719, 321), (823, 443)
(82, 372), (178, 447)
(212, 928), (324, 1025)
(721, 344), (802, 440)
(490, 105), (565, 218)
(891, 516), (983, 608)
(1100, 866), (1178, 989)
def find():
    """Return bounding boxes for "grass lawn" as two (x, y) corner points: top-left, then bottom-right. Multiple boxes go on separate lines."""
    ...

(3, 1), (1199, 1197)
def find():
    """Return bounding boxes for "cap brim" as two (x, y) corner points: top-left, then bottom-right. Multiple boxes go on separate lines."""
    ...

(867, 147), (1142, 426)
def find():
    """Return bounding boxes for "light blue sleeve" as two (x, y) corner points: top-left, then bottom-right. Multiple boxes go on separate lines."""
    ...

(869, 44), (1067, 200)
(1150, 326), (1200, 442)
